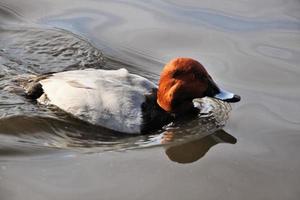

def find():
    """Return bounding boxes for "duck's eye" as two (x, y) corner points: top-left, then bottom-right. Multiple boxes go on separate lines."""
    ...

(172, 70), (184, 78)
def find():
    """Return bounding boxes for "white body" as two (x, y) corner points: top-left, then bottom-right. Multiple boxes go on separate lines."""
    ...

(38, 68), (157, 134)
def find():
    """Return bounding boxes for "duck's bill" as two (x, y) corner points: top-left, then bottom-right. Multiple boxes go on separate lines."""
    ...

(206, 77), (241, 103)
(213, 88), (241, 103)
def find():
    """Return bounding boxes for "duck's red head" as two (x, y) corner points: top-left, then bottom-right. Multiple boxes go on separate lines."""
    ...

(157, 58), (240, 113)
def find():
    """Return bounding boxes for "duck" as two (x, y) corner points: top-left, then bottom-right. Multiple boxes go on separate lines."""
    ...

(24, 57), (240, 134)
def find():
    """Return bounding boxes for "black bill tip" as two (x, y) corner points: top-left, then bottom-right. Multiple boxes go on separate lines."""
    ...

(223, 94), (241, 103)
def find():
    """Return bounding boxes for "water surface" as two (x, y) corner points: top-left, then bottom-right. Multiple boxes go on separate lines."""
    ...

(0, 0), (300, 199)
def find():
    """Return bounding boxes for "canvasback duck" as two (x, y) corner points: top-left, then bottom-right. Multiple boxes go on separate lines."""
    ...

(24, 58), (240, 134)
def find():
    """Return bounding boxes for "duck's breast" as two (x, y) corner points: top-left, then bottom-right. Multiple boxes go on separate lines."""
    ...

(38, 68), (157, 134)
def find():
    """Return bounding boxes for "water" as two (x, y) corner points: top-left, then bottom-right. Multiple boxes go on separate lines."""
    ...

(0, 0), (300, 199)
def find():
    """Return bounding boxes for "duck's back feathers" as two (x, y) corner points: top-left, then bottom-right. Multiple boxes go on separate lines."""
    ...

(37, 68), (157, 133)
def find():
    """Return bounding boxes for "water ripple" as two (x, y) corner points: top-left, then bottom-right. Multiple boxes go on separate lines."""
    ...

(156, 0), (300, 32)
(85, 0), (300, 32)
(0, 98), (232, 155)
(0, 3), (24, 24)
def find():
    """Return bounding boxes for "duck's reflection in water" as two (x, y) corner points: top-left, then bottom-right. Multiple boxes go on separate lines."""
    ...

(162, 130), (237, 164)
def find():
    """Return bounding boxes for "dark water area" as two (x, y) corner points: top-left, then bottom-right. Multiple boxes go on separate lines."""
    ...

(0, 0), (300, 199)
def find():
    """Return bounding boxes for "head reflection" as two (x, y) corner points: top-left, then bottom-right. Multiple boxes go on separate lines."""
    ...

(162, 130), (237, 164)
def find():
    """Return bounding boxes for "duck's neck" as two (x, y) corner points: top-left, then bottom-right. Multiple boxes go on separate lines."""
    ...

(141, 88), (174, 133)
(141, 89), (200, 134)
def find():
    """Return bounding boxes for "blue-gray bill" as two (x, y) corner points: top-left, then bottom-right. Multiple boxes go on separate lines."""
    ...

(213, 88), (241, 103)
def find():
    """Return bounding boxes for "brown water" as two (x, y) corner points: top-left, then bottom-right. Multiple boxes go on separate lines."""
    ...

(0, 0), (300, 199)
